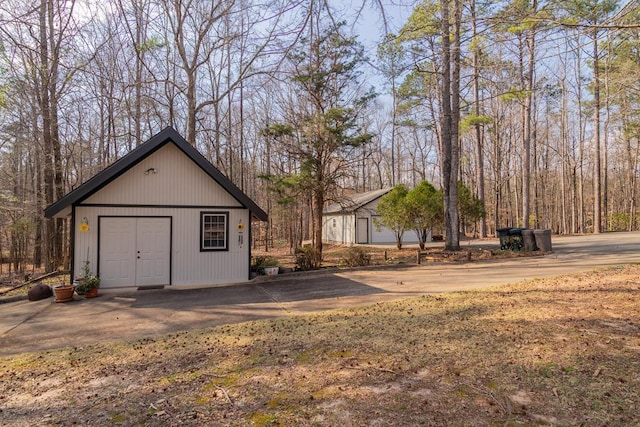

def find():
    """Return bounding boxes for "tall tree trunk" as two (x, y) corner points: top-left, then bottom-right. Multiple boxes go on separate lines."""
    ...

(50, 75), (65, 267)
(187, 69), (197, 144)
(603, 100), (609, 232)
(560, 90), (568, 234)
(37, 0), (67, 270)
(522, 0), (537, 229)
(592, 31), (602, 233)
(134, 2), (144, 147)
(33, 113), (43, 268)
(439, 0), (460, 251)
(493, 121), (501, 234)
(575, 43), (586, 233)
(239, 57), (245, 190)
(391, 82), (397, 186)
(213, 100), (222, 168)
(313, 183), (323, 264)
(471, 0), (486, 237)
(40, 0), (56, 271)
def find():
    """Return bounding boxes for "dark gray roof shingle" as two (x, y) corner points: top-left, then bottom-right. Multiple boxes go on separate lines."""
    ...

(323, 188), (392, 214)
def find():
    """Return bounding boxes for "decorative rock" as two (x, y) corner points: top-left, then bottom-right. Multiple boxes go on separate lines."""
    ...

(28, 284), (53, 301)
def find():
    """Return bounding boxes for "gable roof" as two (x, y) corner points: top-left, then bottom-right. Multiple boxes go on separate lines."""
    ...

(323, 188), (392, 215)
(44, 127), (268, 221)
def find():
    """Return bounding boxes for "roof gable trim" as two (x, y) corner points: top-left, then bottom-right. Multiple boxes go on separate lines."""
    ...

(44, 127), (267, 221)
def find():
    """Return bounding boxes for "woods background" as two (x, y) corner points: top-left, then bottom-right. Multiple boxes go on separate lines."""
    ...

(1, 0), (638, 274)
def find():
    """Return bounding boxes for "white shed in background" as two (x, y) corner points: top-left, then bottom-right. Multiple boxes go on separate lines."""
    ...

(322, 188), (423, 245)
(45, 127), (267, 289)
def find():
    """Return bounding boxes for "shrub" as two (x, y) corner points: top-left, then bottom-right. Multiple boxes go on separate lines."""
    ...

(340, 247), (371, 267)
(295, 246), (321, 271)
(607, 213), (632, 232)
(251, 256), (280, 274)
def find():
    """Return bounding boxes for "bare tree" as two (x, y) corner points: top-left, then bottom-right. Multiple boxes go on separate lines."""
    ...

(439, 0), (462, 251)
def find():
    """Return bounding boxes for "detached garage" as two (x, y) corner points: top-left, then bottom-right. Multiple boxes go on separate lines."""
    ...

(45, 127), (267, 289)
(322, 188), (422, 245)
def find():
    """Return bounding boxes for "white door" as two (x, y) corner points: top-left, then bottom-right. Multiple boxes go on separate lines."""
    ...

(136, 218), (171, 286)
(356, 218), (369, 244)
(99, 217), (171, 288)
(100, 218), (136, 287)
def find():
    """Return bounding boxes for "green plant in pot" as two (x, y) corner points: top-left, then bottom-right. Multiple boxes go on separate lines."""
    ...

(75, 260), (100, 298)
(251, 255), (280, 275)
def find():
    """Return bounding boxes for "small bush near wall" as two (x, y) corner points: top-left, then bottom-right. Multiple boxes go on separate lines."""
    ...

(251, 256), (280, 274)
(295, 246), (321, 271)
(340, 247), (371, 267)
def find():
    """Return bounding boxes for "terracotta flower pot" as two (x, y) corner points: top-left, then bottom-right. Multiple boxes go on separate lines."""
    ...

(84, 287), (99, 298)
(53, 285), (75, 303)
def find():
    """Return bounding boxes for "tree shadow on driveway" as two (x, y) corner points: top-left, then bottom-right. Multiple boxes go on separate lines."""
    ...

(0, 273), (390, 356)
(129, 273), (391, 309)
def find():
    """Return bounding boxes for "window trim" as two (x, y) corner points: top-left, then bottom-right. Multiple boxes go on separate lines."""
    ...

(200, 211), (229, 251)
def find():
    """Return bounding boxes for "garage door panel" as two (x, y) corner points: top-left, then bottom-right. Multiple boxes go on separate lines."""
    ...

(136, 218), (171, 286)
(100, 218), (136, 288)
(371, 216), (397, 243)
(99, 217), (170, 288)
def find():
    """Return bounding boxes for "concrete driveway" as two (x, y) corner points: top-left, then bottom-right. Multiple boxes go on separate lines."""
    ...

(1, 231), (639, 356)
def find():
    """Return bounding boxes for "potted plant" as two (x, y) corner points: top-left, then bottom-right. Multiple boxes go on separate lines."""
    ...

(74, 260), (100, 298)
(53, 280), (76, 303)
(251, 255), (280, 276)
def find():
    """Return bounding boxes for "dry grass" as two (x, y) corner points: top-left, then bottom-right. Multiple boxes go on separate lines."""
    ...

(2, 265), (640, 426)
(0, 274), (70, 298)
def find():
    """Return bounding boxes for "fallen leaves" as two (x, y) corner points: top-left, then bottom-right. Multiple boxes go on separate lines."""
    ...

(2, 265), (640, 425)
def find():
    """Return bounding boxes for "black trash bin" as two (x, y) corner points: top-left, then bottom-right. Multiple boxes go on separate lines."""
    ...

(496, 227), (511, 250)
(507, 228), (525, 251)
(534, 229), (552, 252)
(522, 229), (537, 251)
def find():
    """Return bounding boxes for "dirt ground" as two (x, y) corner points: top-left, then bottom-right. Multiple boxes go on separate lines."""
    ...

(0, 271), (68, 299)
(1, 264), (639, 426)
(252, 240), (535, 270)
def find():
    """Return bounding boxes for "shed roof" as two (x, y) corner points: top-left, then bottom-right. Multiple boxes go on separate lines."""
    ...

(323, 188), (392, 215)
(44, 127), (268, 221)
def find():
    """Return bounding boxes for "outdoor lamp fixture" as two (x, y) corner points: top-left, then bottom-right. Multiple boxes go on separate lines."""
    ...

(79, 217), (90, 233)
(144, 167), (157, 175)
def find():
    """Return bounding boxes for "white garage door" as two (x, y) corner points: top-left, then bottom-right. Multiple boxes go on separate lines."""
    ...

(371, 216), (398, 243)
(99, 217), (171, 288)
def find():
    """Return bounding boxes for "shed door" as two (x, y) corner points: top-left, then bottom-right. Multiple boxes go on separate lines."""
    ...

(356, 218), (369, 244)
(99, 217), (171, 288)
